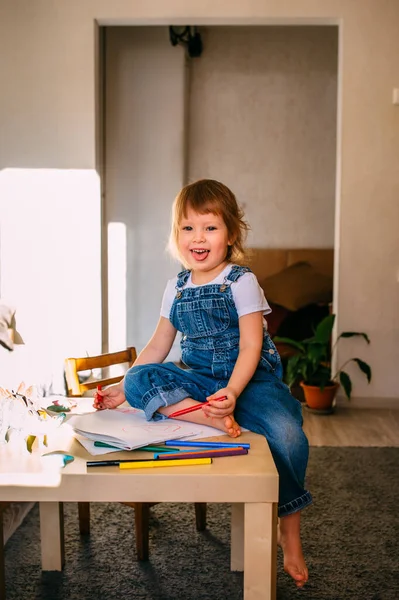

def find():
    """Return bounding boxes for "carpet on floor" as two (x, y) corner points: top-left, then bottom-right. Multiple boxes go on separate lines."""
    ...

(4, 447), (399, 600)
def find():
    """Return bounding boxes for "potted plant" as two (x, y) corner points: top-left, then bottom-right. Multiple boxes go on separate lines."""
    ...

(274, 314), (372, 413)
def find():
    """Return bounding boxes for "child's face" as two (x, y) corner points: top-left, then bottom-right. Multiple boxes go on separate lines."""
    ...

(178, 207), (232, 278)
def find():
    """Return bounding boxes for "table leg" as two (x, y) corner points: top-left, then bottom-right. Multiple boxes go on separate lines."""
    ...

(231, 503), (244, 571)
(39, 502), (65, 571)
(244, 502), (277, 600)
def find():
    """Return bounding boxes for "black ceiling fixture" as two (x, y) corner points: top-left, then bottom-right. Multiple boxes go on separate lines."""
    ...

(169, 26), (203, 58)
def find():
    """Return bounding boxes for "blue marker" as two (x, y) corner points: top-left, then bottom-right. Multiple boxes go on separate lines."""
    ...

(164, 440), (250, 449)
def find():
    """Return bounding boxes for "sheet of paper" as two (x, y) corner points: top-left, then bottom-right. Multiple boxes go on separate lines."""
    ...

(69, 406), (227, 455)
(74, 434), (120, 455)
(67, 407), (219, 451)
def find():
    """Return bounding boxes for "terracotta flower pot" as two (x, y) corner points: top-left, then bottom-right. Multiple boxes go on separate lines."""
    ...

(300, 381), (340, 413)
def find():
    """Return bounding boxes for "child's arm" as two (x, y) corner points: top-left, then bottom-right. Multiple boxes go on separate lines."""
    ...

(133, 317), (177, 366)
(204, 311), (264, 417)
(94, 317), (177, 409)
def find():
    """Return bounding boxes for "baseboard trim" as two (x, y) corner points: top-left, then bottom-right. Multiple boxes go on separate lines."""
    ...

(336, 396), (399, 409)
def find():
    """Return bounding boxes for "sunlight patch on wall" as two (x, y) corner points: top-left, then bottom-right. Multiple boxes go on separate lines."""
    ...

(0, 168), (101, 393)
(107, 222), (127, 355)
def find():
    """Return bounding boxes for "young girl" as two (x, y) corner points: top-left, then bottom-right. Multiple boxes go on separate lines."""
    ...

(95, 179), (312, 587)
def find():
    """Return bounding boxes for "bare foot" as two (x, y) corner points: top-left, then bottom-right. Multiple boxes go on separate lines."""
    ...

(210, 413), (241, 438)
(159, 400), (241, 438)
(278, 513), (308, 588)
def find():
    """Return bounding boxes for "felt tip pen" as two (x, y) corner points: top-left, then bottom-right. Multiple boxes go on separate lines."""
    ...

(119, 457), (212, 469)
(155, 448), (248, 460)
(164, 440), (251, 449)
(95, 384), (102, 405)
(93, 442), (180, 452)
(138, 445), (181, 453)
(94, 441), (124, 449)
(168, 395), (227, 419)
(87, 459), (157, 467)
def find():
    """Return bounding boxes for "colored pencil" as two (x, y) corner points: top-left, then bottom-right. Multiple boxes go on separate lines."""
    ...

(155, 448), (248, 460)
(119, 458), (212, 469)
(87, 458), (157, 467)
(93, 442), (180, 452)
(94, 384), (102, 405)
(94, 441), (124, 449)
(168, 395), (227, 419)
(138, 445), (181, 453)
(164, 440), (251, 449)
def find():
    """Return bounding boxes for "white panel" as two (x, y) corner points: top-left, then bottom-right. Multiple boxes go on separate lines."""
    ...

(0, 169), (101, 392)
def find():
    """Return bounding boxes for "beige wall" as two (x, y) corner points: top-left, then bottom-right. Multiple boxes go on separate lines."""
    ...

(188, 26), (337, 248)
(0, 0), (398, 402)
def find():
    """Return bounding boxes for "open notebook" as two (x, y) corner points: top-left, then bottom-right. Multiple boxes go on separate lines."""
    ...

(67, 406), (224, 455)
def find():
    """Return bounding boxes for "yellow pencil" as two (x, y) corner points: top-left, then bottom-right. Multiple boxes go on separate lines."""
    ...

(119, 457), (212, 469)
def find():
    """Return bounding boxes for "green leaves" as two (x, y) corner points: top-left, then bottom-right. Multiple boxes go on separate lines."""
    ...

(273, 337), (305, 352)
(278, 313), (372, 400)
(351, 358), (371, 383)
(351, 358), (372, 383)
(313, 314), (335, 344)
(338, 332), (370, 344)
(339, 371), (352, 399)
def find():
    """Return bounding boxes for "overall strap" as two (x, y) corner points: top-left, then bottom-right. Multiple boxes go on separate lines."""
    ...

(176, 269), (191, 289)
(226, 265), (252, 282)
(218, 265), (252, 293)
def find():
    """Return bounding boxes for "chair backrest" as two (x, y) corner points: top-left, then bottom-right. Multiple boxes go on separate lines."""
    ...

(64, 347), (137, 397)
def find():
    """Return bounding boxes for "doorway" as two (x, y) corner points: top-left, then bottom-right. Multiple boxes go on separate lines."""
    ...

(101, 25), (338, 356)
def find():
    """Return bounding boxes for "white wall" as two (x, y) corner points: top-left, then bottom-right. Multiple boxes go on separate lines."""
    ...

(188, 25), (337, 248)
(0, 0), (398, 403)
(105, 27), (186, 353)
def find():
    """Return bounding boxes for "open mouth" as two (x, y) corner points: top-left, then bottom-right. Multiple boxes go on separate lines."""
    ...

(190, 249), (209, 261)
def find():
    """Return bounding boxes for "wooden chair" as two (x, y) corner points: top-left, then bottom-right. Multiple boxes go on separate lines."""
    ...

(64, 347), (207, 560)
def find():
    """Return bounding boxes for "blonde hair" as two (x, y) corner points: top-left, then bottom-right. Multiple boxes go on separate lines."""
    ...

(169, 179), (250, 267)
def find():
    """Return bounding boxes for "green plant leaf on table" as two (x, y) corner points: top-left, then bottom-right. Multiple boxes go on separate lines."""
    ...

(26, 434), (36, 453)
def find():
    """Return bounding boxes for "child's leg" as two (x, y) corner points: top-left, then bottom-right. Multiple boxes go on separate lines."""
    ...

(234, 377), (312, 586)
(158, 398), (241, 437)
(123, 362), (240, 436)
(278, 511), (308, 587)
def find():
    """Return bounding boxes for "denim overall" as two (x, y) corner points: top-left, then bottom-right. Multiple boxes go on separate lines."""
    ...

(124, 265), (312, 517)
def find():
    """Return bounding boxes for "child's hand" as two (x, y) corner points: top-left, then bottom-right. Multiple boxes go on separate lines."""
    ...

(203, 388), (237, 418)
(93, 384), (126, 410)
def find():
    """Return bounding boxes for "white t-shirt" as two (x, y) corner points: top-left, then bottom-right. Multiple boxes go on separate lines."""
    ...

(160, 264), (271, 322)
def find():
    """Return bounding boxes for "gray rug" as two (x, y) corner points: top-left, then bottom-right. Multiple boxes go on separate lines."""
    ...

(4, 447), (399, 600)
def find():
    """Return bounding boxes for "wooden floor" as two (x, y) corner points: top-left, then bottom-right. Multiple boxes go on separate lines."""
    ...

(303, 407), (399, 447)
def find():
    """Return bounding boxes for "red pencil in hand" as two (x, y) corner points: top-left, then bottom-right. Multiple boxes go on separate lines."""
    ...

(169, 395), (227, 419)
(95, 384), (102, 404)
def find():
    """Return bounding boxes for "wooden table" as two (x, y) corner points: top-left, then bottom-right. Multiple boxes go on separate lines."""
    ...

(0, 431), (278, 600)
